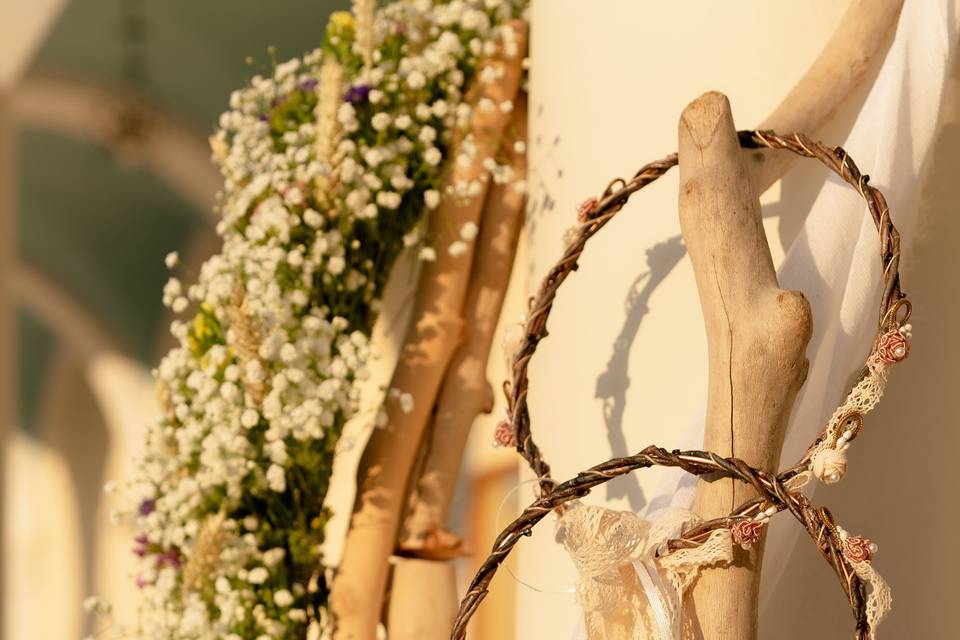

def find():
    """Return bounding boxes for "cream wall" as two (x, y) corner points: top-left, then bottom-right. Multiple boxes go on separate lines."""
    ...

(514, 1), (942, 638)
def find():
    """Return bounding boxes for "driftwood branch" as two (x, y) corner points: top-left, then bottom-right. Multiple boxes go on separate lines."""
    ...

(398, 97), (527, 559)
(748, 0), (904, 192)
(329, 23), (527, 640)
(678, 92), (812, 639)
(386, 558), (459, 640)
(386, 98), (528, 640)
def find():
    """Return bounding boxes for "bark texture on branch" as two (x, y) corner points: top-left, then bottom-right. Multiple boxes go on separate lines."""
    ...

(386, 99), (527, 640)
(329, 23), (527, 640)
(678, 92), (812, 639)
(387, 558), (460, 640)
(749, 0), (903, 192)
(400, 98), (527, 554)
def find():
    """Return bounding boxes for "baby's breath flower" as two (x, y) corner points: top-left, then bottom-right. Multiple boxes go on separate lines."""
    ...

(274, 589), (295, 608)
(423, 147), (442, 166)
(248, 567), (269, 585)
(371, 113), (391, 131)
(399, 392), (415, 414)
(460, 222), (479, 241)
(418, 126), (437, 144)
(406, 70), (426, 90)
(447, 240), (468, 257)
(126, 0), (528, 636)
(266, 465), (286, 492)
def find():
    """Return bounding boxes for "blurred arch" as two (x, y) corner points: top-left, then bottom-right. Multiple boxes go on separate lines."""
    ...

(10, 74), (220, 219)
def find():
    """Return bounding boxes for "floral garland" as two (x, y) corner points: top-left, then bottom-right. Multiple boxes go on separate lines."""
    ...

(112, 1), (526, 638)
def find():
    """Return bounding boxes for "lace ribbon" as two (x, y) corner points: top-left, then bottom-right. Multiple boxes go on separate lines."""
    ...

(555, 502), (734, 639)
(851, 559), (893, 631)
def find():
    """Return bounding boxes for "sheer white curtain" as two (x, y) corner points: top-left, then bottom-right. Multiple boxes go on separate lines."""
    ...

(522, 1), (960, 637)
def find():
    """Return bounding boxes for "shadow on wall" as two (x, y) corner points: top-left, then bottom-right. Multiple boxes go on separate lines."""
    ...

(585, 59), (877, 513)
(594, 235), (685, 511)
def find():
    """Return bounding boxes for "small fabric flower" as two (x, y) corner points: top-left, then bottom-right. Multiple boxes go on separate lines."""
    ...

(811, 447), (848, 484)
(493, 421), (517, 448)
(843, 535), (876, 562)
(875, 329), (909, 363)
(576, 197), (599, 223)
(731, 520), (765, 548)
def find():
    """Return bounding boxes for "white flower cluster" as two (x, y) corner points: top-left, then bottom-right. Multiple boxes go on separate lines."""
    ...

(118, 1), (526, 638)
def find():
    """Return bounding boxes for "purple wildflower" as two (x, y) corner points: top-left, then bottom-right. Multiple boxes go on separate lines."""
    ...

(133, 533), (149, 557)
(344, 84), (371, 104)
(138, 498), (156, 516)
(300, 78), (319, 92)
(157, 548), (182, 570)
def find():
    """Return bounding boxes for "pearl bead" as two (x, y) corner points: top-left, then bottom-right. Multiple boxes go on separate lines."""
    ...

(828, 472), (841, 483)
(868, 542), (879, 554)
(842, 430), (855, 440)
(764, 506), (778, 517)
(894, 345), (906, 357)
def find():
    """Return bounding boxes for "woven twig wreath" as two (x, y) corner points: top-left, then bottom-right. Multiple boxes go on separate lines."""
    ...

(451, 130), (911, 640)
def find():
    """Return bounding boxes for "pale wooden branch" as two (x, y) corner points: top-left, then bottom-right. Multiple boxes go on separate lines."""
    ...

(748, 0), (904, 192)
(386, 558), (460, 640)
(329, 23), (527, 640)
(386, 99), (528, 640)
(678, 93), (812, 639)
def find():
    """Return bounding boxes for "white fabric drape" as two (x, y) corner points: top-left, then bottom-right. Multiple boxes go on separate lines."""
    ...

(643, 0), (960, 602)
(524, 1), (960, 637)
